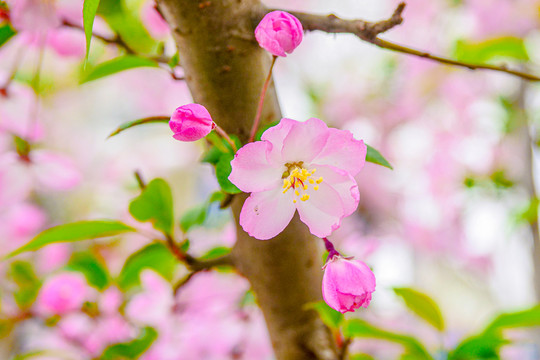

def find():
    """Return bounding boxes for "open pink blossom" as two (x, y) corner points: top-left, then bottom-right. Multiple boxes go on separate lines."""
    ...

(255, 11), (303, 57)
(169, 103), (215, 142)
(322, 256), (376, 313)
(36, 272), (88, 316)
(229, 118), (366, 240)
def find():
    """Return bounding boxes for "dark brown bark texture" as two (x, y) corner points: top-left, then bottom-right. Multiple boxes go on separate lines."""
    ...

(156, 0), (339, 359)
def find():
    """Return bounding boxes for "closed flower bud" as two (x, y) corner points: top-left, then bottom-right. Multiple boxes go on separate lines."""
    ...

(255, 11), (303, 57)
(169, 103), (215, 142)
(322, 256), (376, 313)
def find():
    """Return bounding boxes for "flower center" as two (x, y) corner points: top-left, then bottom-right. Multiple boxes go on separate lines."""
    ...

(281, 162), (323, 203)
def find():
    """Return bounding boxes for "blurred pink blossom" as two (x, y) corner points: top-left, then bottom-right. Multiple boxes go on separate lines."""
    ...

(36, 272), (88, 316)
(126, 270), (173, 326)
(6, 0), (60, 33)
(142, 0), (169, 39)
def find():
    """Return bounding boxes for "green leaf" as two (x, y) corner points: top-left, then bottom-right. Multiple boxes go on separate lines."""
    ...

(305, 300), (344, 330)
(168, 51), (180, 69)
(8, 261), (41, 309)
(108, 116), (169, 138)
(199, 246), (231, 261)
(129, 178), (174, 235)
(448, 334), (507, 360)
(454, 36), (529, 63)
(343, 319), (434, 360)
(366, 144), (393, 170)
(202, 132), (241, 165)
(0, 24), (16, 48)
(117, 243), (177, 291)
(81, 56), (159, 83)
(66, 252), (110, 290)
(483, 305), (540, 334)
(393, 287), (445, 331)
(83, 0), (100, 62)
(179, 205), (207, 233)
(5, 221), (135, 259)
(101, 327), (157, 360)
(216, 154), (242, 194)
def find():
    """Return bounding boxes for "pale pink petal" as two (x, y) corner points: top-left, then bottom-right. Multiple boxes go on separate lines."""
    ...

(295, 182), (344, 238)
(229, 141), (283, 193)
(310, 165), (359, 216)
(281, 118), (329, 164)
(311, 128), (367, 176)
(32, 151), (82, 191)
(239, 187), (296, 240)
(47, 28), (86, 57)
(261, 118), (296, 164)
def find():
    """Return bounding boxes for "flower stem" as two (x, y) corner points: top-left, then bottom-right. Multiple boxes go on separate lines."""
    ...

(323, 237), (340, 260)
(214, 124), (238, 153)
(249, 55), (277, 143)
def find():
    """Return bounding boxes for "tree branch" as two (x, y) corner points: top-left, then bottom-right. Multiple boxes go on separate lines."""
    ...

(255, 3), (540, 82)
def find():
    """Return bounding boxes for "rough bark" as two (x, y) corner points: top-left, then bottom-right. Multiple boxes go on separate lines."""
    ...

(156, 0), (339, 359)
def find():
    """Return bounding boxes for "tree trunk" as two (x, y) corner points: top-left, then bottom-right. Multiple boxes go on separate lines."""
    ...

(156, 0), (339, 359)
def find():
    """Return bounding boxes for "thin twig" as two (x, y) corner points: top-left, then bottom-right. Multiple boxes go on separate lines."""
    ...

(249, 55), (277, 142)
(134, 170), (146, 190)
(256, 3), (540, 82)
(214, 124), (238, 152)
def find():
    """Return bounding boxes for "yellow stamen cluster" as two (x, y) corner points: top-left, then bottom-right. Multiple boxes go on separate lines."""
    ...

(282, 163), (323, 203)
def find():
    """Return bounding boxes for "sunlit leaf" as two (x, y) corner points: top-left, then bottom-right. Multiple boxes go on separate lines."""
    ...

(448, 334), (507, 360)
(129, 178), (174, 235)
(394, 287), (445, 331)
(83, 0), (100, 62)
(366, 144), (393, 170)
(484, 305), (540, 334)
(343, 319), (434, 360)
(199, 246), (231, 261)
(454, 36), (529, 63)
(101, 327), (157, 360)
(81, 56), (159, 83)
(5, 221), (135, 259)
(117, 243), (177, 291)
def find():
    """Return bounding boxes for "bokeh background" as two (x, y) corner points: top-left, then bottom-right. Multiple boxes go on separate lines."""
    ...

(2, 0), (540, 358)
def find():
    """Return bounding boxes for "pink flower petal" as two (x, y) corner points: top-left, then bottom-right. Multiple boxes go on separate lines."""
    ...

(229, 142), (283, 193)
(32, 151), (82, 191)
(310, 165), (359, 216)
(311, 127), (367, 176)
(295, 181), (344, 238)
(261, 118), (296, 164)
(239, 187), (296, 240)
(281, 118), (329, 164)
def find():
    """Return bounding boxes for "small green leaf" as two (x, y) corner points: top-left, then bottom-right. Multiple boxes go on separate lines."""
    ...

(483, 305), (540, 334)
(343, 319), (434, 360)
(101, 327), (157, 360)
(393, 287), (445, 331)
(179, 205), (207, 233)
(108, 116), (169, 138)
(8, 261), (41, 309)
(0, 24), (16, 48)
(66, 252), (110, 290)
(448, 334), (507, 360)
(366, 144), (393, 170)
(454, 36), (529, 63)
(216, 154), (242, 194)
(5, 221), (135, 259)
(81, 56), (159, 83)
(83, 0), (101, 62)
(350, 355), (376, 360)
(129, 178), (174, 235)
(168, 51), (180, 69)
(117, 243), (177, 291)
(199, 246), (231, 261)
(305, 300), (344, 330)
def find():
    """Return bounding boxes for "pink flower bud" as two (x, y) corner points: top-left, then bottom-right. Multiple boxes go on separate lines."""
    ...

(322, 256), (376, 313)
(255, 11), (303, 57)
(36, 272), (88, 316)
(169, 103), (215, 142)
